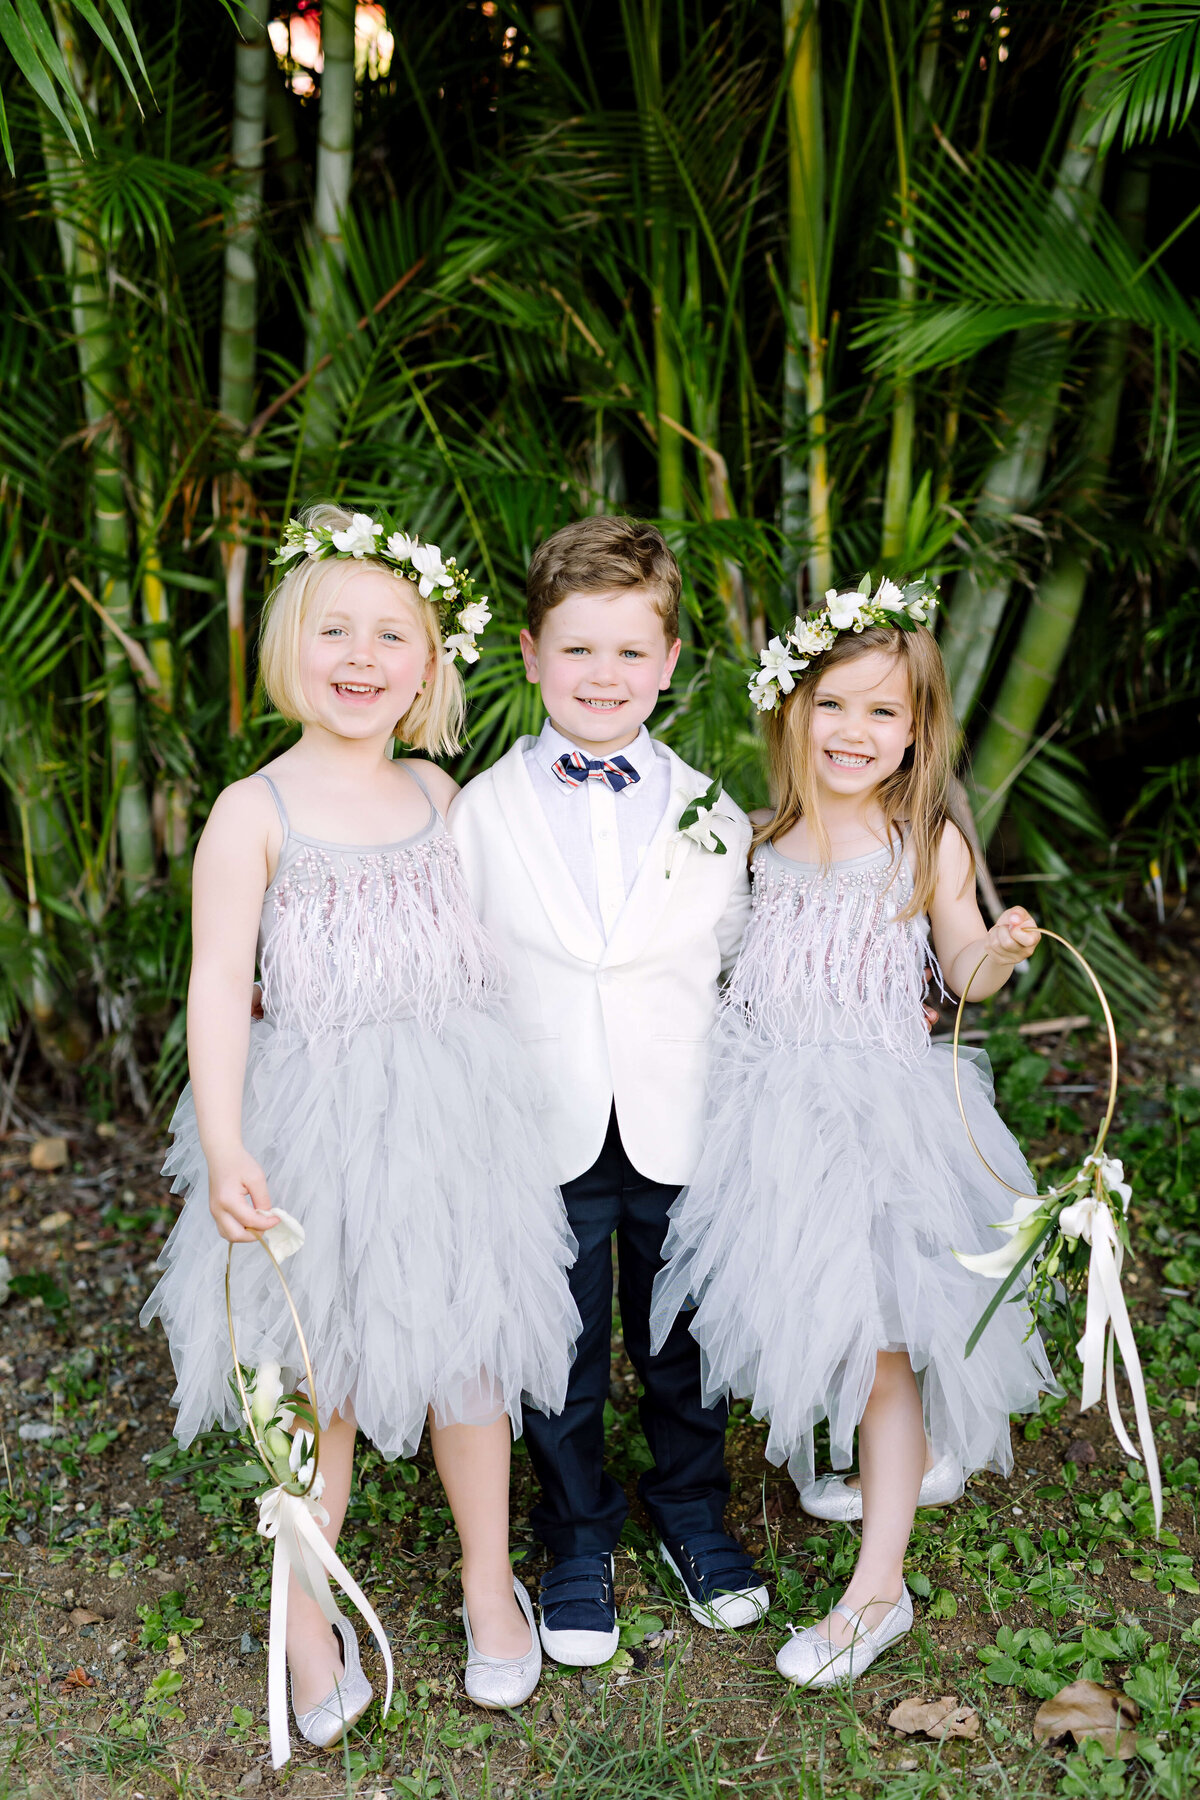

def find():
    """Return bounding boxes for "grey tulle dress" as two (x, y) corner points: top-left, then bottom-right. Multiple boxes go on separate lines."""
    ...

(142, 768), (579, 1458)
(650, 838), (1054, 1488)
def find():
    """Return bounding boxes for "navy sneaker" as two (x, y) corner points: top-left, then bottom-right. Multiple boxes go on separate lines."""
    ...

(659, 1531), (771, 1630)
(537, 1553), (620, 1666)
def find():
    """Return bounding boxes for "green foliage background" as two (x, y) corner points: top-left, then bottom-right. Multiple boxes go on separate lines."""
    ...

(0, 1), (1198, 1108)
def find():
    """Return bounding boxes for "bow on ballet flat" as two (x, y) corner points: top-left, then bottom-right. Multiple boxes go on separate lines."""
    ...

(951, 930), (1162, 1533)
(226, 1220), (394, 1768)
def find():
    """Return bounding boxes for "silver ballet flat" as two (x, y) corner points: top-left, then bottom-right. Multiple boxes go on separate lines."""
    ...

(463, 1577), (542, 1709)
(291, 1613), (373, 1749)
(799, 1453), (963, 1522)
(776, 1585), (913, 1688)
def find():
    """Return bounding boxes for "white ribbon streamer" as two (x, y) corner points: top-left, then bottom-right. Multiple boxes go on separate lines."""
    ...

(257, 1483), (395, 1769)
(1061, 1196), (1162, 1533)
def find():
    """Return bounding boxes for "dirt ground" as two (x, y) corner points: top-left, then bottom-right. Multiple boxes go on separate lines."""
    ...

(2, 944), (1199, 1797)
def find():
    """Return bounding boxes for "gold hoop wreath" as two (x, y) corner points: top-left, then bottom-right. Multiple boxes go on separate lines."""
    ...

(951, 929), (1119, 1197)
(224, 1231), (393, 1769)
(950, 929), (1162, 1531)
(225, 1234), (321, 1495)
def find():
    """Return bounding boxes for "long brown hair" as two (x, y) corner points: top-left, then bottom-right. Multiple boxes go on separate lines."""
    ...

(752, 624), (967, 918)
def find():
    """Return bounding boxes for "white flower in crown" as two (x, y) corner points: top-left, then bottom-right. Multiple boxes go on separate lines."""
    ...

(410, 542), (454, 597)
(791, 618), (833, 657)
(456, 599), (492, 636)
(442, 631), (481, 664)
(825, 590), (864, 631)
(762, 635), (807, 691)
(385, 531), (417, 562)
(874, 577), (906, 610)
(330, 513), (383, 558)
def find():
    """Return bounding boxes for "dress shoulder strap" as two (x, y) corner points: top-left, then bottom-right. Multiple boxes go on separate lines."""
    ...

(402, 760), (442, 822)
(252, 771), (291, 847)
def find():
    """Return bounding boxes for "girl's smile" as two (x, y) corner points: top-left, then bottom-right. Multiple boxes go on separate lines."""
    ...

(299, 567), (433, 740)
(810, 651), (915, 797)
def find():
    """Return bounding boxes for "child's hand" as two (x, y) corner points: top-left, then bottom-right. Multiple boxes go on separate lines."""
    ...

(986, 906), (1040, 964)
(207, 1149), (279, 1243)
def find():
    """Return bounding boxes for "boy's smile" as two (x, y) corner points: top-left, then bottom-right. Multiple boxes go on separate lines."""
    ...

(520, 587), (681, 758)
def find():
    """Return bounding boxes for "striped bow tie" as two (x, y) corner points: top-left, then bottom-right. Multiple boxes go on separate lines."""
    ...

(551, 750), (641, 793)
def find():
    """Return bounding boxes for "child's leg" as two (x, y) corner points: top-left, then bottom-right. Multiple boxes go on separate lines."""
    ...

(821, 1350), (925, 1647)
(428, 1412), (531, 1659)
(287, 1406), (357, 1712)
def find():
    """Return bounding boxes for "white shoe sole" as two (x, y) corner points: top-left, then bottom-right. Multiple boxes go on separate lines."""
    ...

(659, 1545), (770, 1631)
(537, 1620), (620, 1666)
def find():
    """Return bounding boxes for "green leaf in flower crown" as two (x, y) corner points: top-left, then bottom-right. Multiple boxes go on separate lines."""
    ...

(857, 571), (873, 595)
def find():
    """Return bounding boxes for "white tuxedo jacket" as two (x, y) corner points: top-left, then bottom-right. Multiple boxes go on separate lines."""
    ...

(450, 738), (752, 1187)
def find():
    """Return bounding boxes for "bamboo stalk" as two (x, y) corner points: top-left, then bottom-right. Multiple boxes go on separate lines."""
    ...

(45, 8), (155, 893)
(969, 163), (1149, 844)
(220, 0), (270, 428)
(781, 0), (829, 597)
(940, 68), (1113, 725)
(880, 1), (940, 563)
(305, 0), (356, 447)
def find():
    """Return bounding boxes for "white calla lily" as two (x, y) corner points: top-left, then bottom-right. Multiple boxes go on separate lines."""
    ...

(954, 1212), (1048, 1279)
(330, 513), (382, 558)
(262, 1209), (305, 1262)
(249, 1360), (284, 1432)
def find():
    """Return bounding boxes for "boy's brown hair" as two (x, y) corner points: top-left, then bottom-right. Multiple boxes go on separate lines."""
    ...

(526, 515), (681, 641)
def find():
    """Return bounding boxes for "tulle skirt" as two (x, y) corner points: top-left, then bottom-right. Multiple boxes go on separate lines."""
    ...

(142, 1007), (580, 1459)
(650, 1022), (1055, 1485)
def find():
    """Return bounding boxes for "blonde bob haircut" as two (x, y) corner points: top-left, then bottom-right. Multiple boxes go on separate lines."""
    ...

(752, 622), (968, 919)
(257, 503), (466, 757)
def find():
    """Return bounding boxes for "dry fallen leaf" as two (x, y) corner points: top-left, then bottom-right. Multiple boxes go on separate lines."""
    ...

(1033, 1681), (1140, 1758)
(37, 1209), (74, 1234)
(68, 1608), (108, 1627)
(30, 1138), (69, 1173)
(59, 1667), (97, 1693)
(888, 1695), (980, 1740)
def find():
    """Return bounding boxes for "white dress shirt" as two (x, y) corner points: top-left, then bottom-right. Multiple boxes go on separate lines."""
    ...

(524, 720), (673, 939)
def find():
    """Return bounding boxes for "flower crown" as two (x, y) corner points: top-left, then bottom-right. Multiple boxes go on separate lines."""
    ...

(271, 512), (492, 666)
(748, 573), (940, 713)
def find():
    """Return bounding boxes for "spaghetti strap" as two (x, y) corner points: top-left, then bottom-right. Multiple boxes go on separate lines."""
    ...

(402, 761), (441, 821)
(253, 771), (291, 846)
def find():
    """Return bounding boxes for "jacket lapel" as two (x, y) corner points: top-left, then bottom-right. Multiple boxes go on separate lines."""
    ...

(600, 748), (714, 969)
(491, 740), (607, 964)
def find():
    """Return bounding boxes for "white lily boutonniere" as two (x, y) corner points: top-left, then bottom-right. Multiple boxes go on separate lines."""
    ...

(666, 777), (731, 877)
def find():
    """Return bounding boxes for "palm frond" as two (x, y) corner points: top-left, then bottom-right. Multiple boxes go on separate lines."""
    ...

(1073, 2), (1200, 149)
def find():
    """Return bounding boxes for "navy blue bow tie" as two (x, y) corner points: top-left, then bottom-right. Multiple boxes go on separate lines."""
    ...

(551, 750), (640, 793)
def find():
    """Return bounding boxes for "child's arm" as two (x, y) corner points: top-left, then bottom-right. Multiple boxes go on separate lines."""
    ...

(188, 782), (280, 1244)
(928, 821), (1040, 1001)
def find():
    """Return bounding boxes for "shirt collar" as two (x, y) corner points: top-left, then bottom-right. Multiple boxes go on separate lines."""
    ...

(538, 719), (661, 780)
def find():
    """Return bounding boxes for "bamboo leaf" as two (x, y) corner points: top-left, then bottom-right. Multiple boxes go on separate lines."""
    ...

(0, 0), (86, 161)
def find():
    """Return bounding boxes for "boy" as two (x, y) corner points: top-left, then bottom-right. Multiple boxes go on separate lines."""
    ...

(450, 516), (770, 1666)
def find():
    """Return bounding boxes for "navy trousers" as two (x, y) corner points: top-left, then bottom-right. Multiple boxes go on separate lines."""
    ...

(524, 1109), (730, 1557)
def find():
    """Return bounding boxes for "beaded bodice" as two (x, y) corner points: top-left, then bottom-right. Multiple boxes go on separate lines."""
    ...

(724, 840), (936, 1060)
(255, 776), (502, 1040)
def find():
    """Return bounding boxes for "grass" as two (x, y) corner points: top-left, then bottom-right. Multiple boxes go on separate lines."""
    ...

(1, 999), (1199, 1797)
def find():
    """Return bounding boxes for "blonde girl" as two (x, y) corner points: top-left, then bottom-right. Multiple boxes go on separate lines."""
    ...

(144, 504), (578, 1740)
(651, 586), (1053, 1688)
